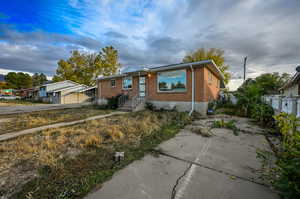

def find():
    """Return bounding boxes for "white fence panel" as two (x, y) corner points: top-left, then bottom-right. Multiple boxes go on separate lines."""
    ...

(281, 97), (296, 115)
(271, 97), (281, 111)
(297, 99), (300, 118)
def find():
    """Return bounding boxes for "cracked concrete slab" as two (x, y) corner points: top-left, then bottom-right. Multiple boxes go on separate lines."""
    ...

(84, 116), (279, 199)
(85, 155), (189, 199)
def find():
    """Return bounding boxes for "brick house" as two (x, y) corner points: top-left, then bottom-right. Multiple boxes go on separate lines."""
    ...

(97, 60), (224, 115)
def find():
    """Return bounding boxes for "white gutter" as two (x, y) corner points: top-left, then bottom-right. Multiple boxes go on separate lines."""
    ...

(189, 65), (195, 116)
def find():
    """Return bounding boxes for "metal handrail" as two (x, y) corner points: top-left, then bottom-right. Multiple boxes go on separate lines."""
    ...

(118, 94), (129, 107)
(131, 95), (145, 109)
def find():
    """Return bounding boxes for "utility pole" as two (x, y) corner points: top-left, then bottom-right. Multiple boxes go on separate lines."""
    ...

(243, 56), (247, 81)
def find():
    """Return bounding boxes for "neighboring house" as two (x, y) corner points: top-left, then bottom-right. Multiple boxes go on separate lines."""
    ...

(19, 87), (39, 100)
(97, 60), (224, 115)
(280, 72), (300, 96)
(39, 80), (96, 104)
(39, 80), (78, 98)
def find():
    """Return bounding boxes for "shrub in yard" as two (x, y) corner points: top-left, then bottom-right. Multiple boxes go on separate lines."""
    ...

(145, 102), (155, 111)
(250, 103), (274, 126)
(235, 84), (263, 116)
(106, 94), (123, 109)
(273, 113), (300, 199)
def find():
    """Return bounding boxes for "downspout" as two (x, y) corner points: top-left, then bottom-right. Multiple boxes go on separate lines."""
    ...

(189, 65), (195, 116)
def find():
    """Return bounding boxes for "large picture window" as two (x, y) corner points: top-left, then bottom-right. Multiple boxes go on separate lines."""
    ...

(122, 77), (132, 89)
(157, 69), (187, 92)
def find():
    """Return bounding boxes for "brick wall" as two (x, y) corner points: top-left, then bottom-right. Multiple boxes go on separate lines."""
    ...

(98, 76), (139, 99)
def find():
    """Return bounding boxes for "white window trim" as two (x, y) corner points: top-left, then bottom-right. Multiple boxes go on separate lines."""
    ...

(157, 69), (187, 93)
(111, 79), (116, 88)
(122, 76), (133, 90)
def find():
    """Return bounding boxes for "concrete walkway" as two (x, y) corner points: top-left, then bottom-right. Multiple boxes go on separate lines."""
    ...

(85, 116), (278, 199)
(0, 112), (126, 142)
(0, 103), (91, 115)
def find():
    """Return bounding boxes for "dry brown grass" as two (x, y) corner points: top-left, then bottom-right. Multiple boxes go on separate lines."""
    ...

(0, 100), (43, 106)
(0, 106), (111, 134)
(0, 111), (170, 196)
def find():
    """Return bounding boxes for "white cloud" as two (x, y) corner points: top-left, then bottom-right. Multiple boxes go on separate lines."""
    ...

(1, 0), (300, 91)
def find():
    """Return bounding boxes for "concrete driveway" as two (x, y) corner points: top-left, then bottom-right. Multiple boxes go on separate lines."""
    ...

(0, 103), (90, 115)
(85, 117), (279, 199)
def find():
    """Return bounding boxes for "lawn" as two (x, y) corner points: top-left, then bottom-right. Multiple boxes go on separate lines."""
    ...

(0, 106), (112, 134)
(0, 110), (191, 199)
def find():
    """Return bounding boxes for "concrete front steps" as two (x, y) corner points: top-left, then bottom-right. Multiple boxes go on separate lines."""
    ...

(118, 100), (134, 112)
(118, 98), (146, 112)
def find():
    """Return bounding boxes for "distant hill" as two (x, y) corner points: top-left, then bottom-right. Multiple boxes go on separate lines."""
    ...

(0, 74), (5, 82)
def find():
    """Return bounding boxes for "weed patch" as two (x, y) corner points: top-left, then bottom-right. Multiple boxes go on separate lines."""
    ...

(211, 119), (239, 135)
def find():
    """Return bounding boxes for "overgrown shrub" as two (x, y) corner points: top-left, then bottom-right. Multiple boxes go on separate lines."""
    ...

(250, 103), (274, 126)
(106, 94), (123, 109)
(273, 113), (300, 199)
(235, 84), (263, 116)
(145, 102), (155, 111)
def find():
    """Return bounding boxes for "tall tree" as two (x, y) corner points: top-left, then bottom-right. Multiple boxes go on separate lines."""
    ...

(5, 72), (32, 89)
(238, 72), (291, 95)
(183, 48), (231, 84)
(53, 46), (120, 86)
(32, 73), (48, 86)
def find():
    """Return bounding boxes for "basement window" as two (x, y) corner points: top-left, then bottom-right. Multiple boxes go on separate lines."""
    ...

(111, 79), (116, 88)
(122, 77), (132, 90)
(157, 69), (187, 92)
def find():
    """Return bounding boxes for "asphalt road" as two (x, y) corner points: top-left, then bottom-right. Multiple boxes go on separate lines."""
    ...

(85, 118), (279, 199)
(0, 103), (90, 115)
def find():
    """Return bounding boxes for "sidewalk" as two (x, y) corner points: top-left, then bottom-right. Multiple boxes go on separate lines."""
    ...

(0, 111), (126, 142)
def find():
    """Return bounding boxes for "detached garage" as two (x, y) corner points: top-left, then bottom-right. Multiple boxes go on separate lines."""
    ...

(48, 85), (96, 104)
(61, 86), (96, 104)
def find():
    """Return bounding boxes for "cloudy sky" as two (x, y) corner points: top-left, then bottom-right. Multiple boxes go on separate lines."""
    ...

(0, 0), (299, 90)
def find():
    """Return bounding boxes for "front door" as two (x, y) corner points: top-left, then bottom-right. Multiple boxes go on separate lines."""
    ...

(139, 76), (146, 97)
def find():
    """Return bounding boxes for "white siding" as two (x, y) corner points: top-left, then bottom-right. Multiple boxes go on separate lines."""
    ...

(46, 81), (77, 92)
(283, 84), (298, 97)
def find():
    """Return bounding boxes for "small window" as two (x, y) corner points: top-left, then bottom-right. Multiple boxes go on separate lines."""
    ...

(122, 77), (132, 89)
(157, 69), (187, 92)
(111, 79), (116, 88)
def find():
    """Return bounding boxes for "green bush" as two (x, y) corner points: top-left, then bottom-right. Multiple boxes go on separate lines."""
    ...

(273, 113), (300, 199)
(145, 102), (155, 111)
(106, 94), (123, 109)
(235, 84), (263, 116)
(250, 103), (274, 126)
